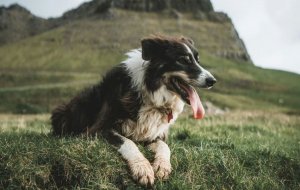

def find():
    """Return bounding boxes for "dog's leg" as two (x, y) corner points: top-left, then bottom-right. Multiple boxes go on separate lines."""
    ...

(148, 139), (172, 180)
(104, 131), (155, 186)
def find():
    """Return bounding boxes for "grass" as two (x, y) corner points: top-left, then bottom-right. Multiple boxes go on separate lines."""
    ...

(0, 111), (299, 189)
(0, 49), (299, 114)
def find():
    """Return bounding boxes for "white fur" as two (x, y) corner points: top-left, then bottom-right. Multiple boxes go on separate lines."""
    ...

(149, 140), (171, 160)
(182, 43), (215, 86)
(122, 106), (169, 142)
(170, 96), (185, 124)
(123, 49), (148, 90)
(149, 140), (172, 179)
(122, 49), (185, 142)
(122, 95), (184, 142)
(183, 43), (197, 63)
(197, 68), (215, 86)
(149, 85), (174, 107)
(117, 134), (144, 161)
(117, 133), (155, 185)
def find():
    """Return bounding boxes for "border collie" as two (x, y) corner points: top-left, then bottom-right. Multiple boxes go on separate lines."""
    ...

(51, 35), (216, 186)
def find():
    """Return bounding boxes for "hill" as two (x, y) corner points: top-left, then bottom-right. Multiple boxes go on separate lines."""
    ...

(0, 0), (251, 62)
(0, 4), (56, 45)
(0, 5), (299, 114)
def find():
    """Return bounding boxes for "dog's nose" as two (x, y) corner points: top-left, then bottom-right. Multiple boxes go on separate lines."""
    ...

(206, 77), (217, 87)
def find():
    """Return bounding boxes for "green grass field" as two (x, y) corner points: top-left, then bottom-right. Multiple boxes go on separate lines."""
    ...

(0, 112), (299, 189)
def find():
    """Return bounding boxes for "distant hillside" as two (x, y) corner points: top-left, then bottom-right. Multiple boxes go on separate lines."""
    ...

(0, 0), (251, 62)
(0, 0), (299, 114)
(0, 4), (55, 44)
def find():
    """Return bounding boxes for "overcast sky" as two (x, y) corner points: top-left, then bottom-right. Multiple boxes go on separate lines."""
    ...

(211, 0), (300, 74)
(1, 0), (300, 74)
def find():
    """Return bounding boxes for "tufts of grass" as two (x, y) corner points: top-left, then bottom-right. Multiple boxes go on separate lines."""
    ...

(0, 111), (299, 189)
(0, 83), (96, 114)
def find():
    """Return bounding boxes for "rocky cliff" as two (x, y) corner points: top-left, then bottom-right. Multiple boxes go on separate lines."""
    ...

(0, 4), (54, 44)
(0, 0), (251, 62)
(113, 0), (213, 12)
(62, 0), (228, 22)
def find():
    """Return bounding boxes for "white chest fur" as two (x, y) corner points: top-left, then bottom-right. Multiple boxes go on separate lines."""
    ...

(122, 49), (185, 142)
(121, 93), (184, 142)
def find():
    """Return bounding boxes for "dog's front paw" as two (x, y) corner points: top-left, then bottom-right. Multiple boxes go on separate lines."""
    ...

(128, 158), (155, 186)
(152, 157), (172, 180)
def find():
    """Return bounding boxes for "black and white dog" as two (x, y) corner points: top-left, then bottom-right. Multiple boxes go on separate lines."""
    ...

(51, 35), (216, 186)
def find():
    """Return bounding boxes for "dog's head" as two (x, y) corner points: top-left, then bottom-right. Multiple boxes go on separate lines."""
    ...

(141, 35), (216, 119)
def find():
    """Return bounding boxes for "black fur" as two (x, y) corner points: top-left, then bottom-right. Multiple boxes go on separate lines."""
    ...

(51, 64), (141, 141)
(142, 36), (202, 92)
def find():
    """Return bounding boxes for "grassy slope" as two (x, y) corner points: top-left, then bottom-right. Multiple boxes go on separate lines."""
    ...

(0, 9), (299, 114)
(0, 113), (299, 189)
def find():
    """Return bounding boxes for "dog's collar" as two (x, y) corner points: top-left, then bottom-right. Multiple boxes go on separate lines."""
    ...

(156, 107), (173, 123)
(167, 110), (173, 123)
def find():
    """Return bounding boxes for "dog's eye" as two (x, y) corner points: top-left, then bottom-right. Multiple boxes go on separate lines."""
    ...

(179, 55), (191, 64)
(194, 53), (199, 62)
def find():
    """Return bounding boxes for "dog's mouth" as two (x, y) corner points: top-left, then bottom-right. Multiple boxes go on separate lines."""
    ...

(169, 77), (205, 119)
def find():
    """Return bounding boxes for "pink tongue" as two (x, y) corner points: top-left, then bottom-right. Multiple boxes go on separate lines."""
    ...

(186, 87), (205, 119)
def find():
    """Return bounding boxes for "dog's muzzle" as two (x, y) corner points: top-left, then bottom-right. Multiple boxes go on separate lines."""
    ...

(205, 77), (217, 87)
(195, 68), (217, 89)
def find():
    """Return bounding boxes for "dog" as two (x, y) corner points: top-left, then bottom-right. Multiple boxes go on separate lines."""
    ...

(51, 35), (216, 186)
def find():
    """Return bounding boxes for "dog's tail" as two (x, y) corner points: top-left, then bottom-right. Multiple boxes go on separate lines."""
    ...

(51, 104), (72, 136)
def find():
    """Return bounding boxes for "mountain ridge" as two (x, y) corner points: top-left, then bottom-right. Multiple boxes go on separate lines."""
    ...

(0, 0), (251, 62)
(0, 4), (51, 44)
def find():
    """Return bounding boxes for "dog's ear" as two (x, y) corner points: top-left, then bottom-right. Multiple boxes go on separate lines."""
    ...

(181, 36), (194, 45)
(141, 38), (166, 61)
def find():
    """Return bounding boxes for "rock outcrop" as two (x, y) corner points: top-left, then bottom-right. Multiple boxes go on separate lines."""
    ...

(113, 0), (213, 12)
(0, 4), (52, 44)
(0, 0), (252, 62)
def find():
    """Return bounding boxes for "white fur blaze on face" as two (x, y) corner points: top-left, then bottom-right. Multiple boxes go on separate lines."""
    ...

(182, 43), (197, 62)
(196, 66), (215, 87)
(117, 135), (154, 186)
(181, 43), (206, 119)
(182, 43), (215, 87)
(123, 49), (148, 90)
(148, 140), (172, 179)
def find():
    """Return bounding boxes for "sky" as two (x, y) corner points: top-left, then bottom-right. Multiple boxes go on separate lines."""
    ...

(1, 0), (300, 74)
(211, 0), (300, 74)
